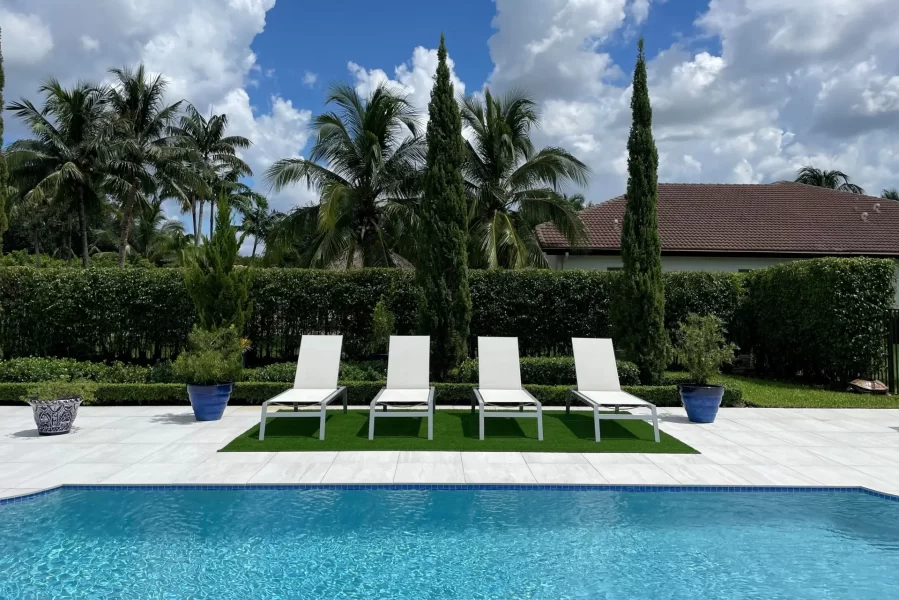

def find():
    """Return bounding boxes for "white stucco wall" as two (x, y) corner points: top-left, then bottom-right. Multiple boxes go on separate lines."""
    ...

(545, 254), (899, 305)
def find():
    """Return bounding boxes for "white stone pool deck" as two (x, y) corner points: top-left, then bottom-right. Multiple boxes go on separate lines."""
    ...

(1, 405), (899, 498)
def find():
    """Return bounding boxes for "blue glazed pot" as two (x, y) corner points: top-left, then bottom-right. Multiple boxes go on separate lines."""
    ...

(187, 383), (233, 421)
(679, 384), (725, 423)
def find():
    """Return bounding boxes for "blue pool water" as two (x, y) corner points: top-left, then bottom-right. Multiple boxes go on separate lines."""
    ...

(1, 488), (898, 599)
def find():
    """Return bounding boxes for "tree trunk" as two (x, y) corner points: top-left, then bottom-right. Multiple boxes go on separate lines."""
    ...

(197, 200), (205, 245)
(79, 189), (90, 268)
(118, 182), (138, 268)
(251, 237), (258, 260)
(191, 200), (198, 246)
(34, 238), (41, 267)
(209, 199), (215, 237)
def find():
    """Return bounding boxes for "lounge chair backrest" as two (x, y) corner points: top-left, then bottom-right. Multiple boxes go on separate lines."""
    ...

(386, 336), (431, 389)
(478, 337), (522, 390)
(572, 337), (621, 392)
(294, 335), (343, 389)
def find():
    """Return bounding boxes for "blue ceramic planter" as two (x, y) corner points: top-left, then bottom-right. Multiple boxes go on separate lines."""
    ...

(679, 384), (725, 423)
(187, 383), (233, 421)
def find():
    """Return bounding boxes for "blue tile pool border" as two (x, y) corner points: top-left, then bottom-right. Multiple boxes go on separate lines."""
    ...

(1, 484), (898, 505)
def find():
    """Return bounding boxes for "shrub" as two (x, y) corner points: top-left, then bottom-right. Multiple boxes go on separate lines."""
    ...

(0, 381), (742, 407)
(453, 356), (641, 386)
(0, 357), (153, 383)
(672, 314), (737, 385)
(22, 380), (98, 403)
(172, 327), (244, 385)
(664, 272), (744, 335)
(743, 257), (895, 381)
(368, 298), (394, 355)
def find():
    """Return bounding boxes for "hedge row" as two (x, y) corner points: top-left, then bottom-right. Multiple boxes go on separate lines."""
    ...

(453, 357), (641, 386)
(0, 381), (743, 408)
(0, 267), (744, 362)
(742, 258), (895, 381)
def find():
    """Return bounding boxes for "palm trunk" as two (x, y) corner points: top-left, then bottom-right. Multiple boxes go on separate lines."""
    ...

(209, 199), (215, 237)
(251, 237), (258, 260)
(79, 190), (90, 268)
(118, 182), (139, 268)
(191, 200), (198, 245)
(196, 200), (205, 245)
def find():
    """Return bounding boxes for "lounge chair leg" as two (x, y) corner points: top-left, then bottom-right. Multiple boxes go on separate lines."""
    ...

(342, 388), (348, 414)
(651, 405), (660, 443)
(259, 403), (268, 441)
(594, 407), (601, 443)
(319, 407), (327, 441)
(536, 404), (544, 441)
(369, 403), (376, 441)
(479, 406), (485, 441)
(565, 390), (571, 415)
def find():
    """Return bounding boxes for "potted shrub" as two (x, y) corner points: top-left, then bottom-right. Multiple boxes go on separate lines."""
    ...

(22, 380), (97, 435)
(673, 313), (737, 423)
(173, 327), (244, 421)
(178, 195), (252, 421)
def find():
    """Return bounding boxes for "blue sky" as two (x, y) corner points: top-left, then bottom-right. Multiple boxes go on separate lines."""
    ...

(3, 0), (899, 238)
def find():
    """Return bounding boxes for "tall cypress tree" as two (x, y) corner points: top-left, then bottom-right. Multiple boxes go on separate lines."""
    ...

(612, 38), (667, 384)
(0, 27), (9, 249)
(416, 34), (471, 380)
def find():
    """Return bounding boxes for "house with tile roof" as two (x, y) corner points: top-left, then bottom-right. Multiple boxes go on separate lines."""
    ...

(538, 182), (899, 290)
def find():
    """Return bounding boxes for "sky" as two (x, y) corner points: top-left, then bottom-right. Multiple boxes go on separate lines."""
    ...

(3, 0), (899, 237)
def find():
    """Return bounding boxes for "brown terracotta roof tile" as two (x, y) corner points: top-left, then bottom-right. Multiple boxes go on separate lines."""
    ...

(536, 182), (899, 255)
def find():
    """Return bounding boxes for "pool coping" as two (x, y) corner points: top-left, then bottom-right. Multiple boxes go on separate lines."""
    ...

(2, 484), (898, 505)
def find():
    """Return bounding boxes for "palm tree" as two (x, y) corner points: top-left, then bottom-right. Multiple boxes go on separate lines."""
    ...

(106, 64), (185, 267)
(562, 192), (589, 211)
(794, 165), (865, 194)
(238, 195), (281, 259)
(461, 88), (589, 268)
(6, 80), (110, 267)
(882, 188), (899, 201)
(264, 82), (424, 268)
(130, 196), (189, 265)
(169, 104), (252, 242)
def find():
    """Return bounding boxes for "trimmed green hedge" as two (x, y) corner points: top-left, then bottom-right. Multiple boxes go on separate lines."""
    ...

(453, 356), (641, 386)
(742, 258), (895, 381)
(0, 380), (743, 408)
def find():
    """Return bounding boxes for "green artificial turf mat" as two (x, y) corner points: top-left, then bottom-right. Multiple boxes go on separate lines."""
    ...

(220, 410), (696, 453)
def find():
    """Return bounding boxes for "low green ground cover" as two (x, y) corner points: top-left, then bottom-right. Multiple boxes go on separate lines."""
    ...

(221, 410), (696, 453)
(714, 374), (899, 408)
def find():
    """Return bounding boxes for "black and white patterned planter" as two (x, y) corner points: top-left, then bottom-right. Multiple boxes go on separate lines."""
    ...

(29, 397), (82, 435)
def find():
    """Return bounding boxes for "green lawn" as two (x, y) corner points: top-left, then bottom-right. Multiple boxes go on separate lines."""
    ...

(715, 374), (899, 408)
(221, 410), (696, 453)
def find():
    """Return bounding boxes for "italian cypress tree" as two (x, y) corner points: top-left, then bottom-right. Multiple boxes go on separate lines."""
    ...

(415, 35), (471, 380)
(612, 38), (667, 384)
(0, 28), (9, 249)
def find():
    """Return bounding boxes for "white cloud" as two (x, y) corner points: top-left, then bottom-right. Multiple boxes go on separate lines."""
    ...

(302, 71), (318, 87)
(349, 46), (466, 115)
(0, 9), (54, 64)
(80, 35), (99, 52)
(485, 0), (899, 199)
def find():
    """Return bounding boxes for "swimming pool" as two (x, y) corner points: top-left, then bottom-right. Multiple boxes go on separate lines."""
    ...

(1, 486), (897, 599)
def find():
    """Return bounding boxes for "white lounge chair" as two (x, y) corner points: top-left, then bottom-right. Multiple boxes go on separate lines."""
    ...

(471, 337), (543, 441)
(568, 337), (660, 443)
(369, 336), (435, 440)
(258, 335), (347, 441)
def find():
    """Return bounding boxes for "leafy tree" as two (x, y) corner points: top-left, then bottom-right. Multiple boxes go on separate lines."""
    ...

(106, 64), (185, 267)
(882, 188), (899, 201)
(612, 39), (668, 385)
(0, 27), (8, 248)
(794, 165), (864, 194)
(6, 81), (111, 267)
(460, 88), (588, 268)
(183, 195), (251, 333)
(415, 35), (471, 378)
(169, 104), (252, 242)
(238, 195), (281, 259)
(265, 82), (424, 268)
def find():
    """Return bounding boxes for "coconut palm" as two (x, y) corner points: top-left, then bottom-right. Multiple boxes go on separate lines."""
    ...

(105, 64), (186, 267)
(238, 195), (280, 259)
(5, 79), (111, 267)
(169, 104), (252, 242)
(794, 165), (864, 194)
(130, 196), (190, 265)
(461, 88), (589, 268)
(264, 82), (424, 268)
(882, 188), (899, 201)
